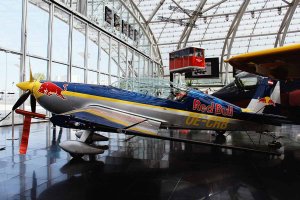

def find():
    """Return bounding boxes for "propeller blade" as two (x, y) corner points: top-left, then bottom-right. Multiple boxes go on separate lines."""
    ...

(29, 60), (34, 82)
(12, 90), (31, 111)
(30, 94), (36, 113)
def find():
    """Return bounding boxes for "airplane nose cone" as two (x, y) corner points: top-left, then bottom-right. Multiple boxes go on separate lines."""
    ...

(17, 81), (34, 92)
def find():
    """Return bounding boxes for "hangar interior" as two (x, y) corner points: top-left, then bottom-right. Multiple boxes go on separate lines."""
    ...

(1, 0), (300, 199)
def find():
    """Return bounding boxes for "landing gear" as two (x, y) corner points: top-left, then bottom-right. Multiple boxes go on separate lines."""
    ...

(215, 130), (226, 135)
(214, 134), (226, 144)
(259, 131), (282, 150)
(59, 130), (109, 158)
(268, 141), (282, 149)
(70, 153), (83, 159)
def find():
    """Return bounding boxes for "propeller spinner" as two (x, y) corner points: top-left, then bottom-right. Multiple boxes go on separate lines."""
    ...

(13, 70), (37, 113)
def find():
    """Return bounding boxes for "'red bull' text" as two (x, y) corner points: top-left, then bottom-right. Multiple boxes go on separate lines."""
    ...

(192, 99), (233, 117)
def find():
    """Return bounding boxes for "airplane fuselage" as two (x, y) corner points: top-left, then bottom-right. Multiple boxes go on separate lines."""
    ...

(29, 81), (279, 134)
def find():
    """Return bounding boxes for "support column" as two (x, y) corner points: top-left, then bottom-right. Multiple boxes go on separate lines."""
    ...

(220, 0), (250, 84)
(274, 0), (299, 47)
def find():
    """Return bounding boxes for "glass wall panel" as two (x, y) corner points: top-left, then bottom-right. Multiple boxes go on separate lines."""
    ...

(111, 76), (118, 85)
(0, 52), (21, 125)
(87, 71), (98, 84)
(100, 33), (109, 74)
(100, 73), (109, 85)
(72, 18), (86, 67)
(149, 60), (154, 77)
(88, 27), (98, 70)
(0, 0), (22, 52)
(128, 49), (133, 78)
(27, 1), (49, 58)
(139, 55), (145, 76)
(153, 63), (158, 77)
(119, 44), (127, 78)
(133, 52), (139, 77)
(53, 7), (70, 63)
(111, 39), (118, 76)
(51, 62), (68, 81)
(25, 57), (47, 114)
(144, 58), (149, 77)
(25, 57), (48, 81)
(71, 67), (84, 83)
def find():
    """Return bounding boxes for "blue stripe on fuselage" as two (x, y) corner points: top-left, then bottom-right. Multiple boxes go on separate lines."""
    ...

(44, 81), (242, 117)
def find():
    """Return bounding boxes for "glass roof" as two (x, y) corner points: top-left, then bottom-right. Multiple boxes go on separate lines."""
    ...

(131, 0), (300, 78)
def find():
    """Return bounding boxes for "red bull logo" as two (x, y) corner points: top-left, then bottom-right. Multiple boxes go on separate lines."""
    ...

(258, 96), (275, 106)
(192, 99), (233, 117)
(38, 82), (68, 100)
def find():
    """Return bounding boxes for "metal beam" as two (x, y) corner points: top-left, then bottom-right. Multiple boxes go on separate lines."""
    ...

(201, 0), (227, 14)
(170, 0), (191, 17)
(275, 0), (299, 47)
(246, 0), (269, 52)
(123, 0), (163, 66)
(220, 0), (250, 84)
(148, 4), (291, 23)
(21, 0), (28, 83)
(199, 1), (224, 47)
(146, 0), (166, 25)
(157, 29), (300, 46)
(177, 0), (207, 49)
(48, 3), (54, 81)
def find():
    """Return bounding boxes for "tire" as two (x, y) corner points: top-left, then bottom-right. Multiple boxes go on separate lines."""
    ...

(216, 130), (226, 135)
(70, 153), (83, 159)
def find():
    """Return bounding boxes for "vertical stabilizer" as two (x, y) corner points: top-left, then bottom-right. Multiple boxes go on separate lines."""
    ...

(246, 78), (280, 113)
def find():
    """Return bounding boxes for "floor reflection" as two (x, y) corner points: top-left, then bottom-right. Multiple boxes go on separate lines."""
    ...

(0, 122), (300, 199)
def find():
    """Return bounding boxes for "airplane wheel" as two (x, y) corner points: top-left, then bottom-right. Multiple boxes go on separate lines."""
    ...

(70, 153), (83, 159)
(268, 141), (282, 149)
(216, 130), (226, 135)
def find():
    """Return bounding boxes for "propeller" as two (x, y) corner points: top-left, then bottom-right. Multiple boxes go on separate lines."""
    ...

(13, 66), (37, 113)
(12, 90), (31, 111)
(30, 94), (36, 113)
(13, 66), (40, 154)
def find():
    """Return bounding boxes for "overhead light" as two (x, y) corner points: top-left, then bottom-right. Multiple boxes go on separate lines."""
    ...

(278, 7), (282, 15)
(225, 14), (229, 21)
(251, 11), (255, 18)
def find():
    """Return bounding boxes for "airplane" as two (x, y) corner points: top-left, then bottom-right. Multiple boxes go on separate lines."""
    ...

(225, 43), (300, 80)
(11, 62), (299, 158)
(225, 43), (300, 121)
(212, 72), (263, 108)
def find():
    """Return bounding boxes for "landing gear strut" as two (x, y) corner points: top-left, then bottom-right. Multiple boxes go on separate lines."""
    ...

(215, 130), (226, 135)
(59, 130), (109, 158)
(268, 141), (282, 149)
(260, 131), (282, 150)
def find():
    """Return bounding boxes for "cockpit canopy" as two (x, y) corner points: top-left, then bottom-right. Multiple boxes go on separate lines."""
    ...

(112, 77), (188, 99)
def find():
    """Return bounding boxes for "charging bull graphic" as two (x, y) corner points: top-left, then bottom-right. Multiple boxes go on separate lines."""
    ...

(258, 96), (275, 106)
(38, 82), (68, 99)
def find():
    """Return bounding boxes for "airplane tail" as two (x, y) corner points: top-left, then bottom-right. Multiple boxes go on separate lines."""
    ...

(246, 78), (280, 114)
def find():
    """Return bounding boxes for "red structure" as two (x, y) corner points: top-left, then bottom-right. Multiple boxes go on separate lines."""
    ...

(169, 47), (206, 73)
(15, 109), (46, 154)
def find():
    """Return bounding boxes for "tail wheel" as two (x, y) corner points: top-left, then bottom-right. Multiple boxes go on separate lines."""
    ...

(268, 141), (282, 149)
(216, 130), (226, 135)
(70, 153), (83, 159)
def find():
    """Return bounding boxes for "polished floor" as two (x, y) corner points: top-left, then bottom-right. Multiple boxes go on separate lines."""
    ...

(1, 122), (300, 199)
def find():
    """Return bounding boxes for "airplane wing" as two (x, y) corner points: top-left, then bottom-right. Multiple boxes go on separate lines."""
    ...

(50, 105), (163, 136)
(225, 44), (300, 80)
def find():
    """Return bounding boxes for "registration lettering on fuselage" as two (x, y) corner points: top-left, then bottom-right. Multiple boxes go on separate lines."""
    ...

(185, 115), (229, 129)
